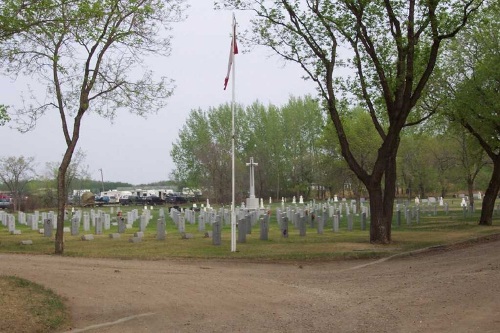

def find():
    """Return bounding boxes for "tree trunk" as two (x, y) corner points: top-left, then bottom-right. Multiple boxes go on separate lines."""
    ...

(55, 141), (78, 254)
(478, 157), (500, 226)
(467, 178), (475, 211)
(368, 185), (392, 244)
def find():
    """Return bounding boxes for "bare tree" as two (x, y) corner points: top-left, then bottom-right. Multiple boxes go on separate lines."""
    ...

(0, 156), (36, 210)
(1, 0), (186, 254)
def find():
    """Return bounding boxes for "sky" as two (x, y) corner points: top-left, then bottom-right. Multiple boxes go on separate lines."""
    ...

(0, 2), (317, 185)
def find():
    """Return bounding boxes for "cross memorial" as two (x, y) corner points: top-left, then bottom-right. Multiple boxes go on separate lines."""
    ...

(245, 157), (259, 209)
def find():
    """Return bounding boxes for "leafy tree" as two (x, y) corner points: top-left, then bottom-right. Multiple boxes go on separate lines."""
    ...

(435, 1), (499, 224)
(0, 0), (61, 40)
(171, 104), (246, 204)
(0, 0), (185, 254)
(172, 96), (325, 203)
(218, 0), (481, 243)
(0, 155), (36, 210)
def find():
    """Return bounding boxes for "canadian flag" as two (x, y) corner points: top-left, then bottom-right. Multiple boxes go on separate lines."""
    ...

(224, 16), (238, 90)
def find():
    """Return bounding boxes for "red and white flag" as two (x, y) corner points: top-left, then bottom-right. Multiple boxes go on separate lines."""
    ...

(223, 16), (238, 90)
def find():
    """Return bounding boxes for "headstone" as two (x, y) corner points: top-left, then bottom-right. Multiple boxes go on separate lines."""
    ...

(333, 213), (339, 232)
(83, 214), (90, 231)
(118, 217), (126, 233)
(245, 215), (252, 235)
(81, 234), (94, 241)
(460, 198), (467, 207)
(361, 212), (366, 230)
(157, 217), (166, 240)
(281, 216), (289, 238)
(129, 237), (142, 243)
(109, 233), (121, 239)
(43, 219), (52, 237)
(71, 217), (79, 236)
(347, 213), (353, 231)
(212, 216), (222, 245)
(237, 218), (246, 243)
(299, 216), (306, 237)
(317, 213), (324, 234)
(20, 240), (33, 245)
(134, 231), (144, 238)
(181, 232), (194, 239)
(95, 217), (103, 235)
(260, 214), (269, 241)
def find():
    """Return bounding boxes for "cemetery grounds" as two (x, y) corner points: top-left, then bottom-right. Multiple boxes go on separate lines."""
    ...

(0, 199), (499, 332)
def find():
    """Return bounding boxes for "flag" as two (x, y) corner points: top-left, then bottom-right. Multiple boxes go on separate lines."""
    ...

(224, 16), (238, 90)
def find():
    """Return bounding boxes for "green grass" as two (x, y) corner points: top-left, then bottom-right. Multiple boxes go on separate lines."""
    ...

(0, 275), (71, 332)
(0, 202), (499, 261)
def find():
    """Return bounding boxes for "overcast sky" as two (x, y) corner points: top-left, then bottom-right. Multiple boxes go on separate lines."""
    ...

(0, 2), (317, 185)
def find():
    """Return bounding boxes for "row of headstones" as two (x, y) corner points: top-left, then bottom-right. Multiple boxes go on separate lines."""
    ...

(0, 207), (151, 237)
(1, 210), (58, 235)
(277, 207), (368, 234)
(395, 201), (481, 221)
(280, 204), (370, 230)
(170, 206), (267, 232)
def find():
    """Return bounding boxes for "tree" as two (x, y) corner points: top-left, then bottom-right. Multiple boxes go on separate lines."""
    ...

(171, 96), (325, 203)
(218, 0), (482, 243)
(171, 104), (246, 204)
(0, 0), (185, 254)
(436, 1), (499, 225)
(0, 0), (59, 40)
(44, 149), (90, 204)
(0, 155), (36, 210)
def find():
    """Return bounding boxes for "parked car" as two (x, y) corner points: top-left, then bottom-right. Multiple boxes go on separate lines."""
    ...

(144, 195), (166, 206)
(0, 198), (12, 209)
(119, 195), (141, 206)
(166, 195), (188, 204)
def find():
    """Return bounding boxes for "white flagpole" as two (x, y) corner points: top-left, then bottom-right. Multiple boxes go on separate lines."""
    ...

(231, 14), (237, 252)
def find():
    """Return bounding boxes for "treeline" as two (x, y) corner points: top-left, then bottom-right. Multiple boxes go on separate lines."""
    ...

(170, 96), (493, 205)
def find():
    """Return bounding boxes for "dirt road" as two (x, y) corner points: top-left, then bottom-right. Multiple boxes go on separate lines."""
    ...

(1, 239), (499, 332)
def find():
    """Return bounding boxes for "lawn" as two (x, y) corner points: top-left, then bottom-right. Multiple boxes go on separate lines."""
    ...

(1, 199), (499, 261)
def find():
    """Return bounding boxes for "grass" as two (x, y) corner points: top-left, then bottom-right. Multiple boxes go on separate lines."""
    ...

(0, 200), (499, 261)
(0, 200), (498, 332)
(0, 275), (71, 333)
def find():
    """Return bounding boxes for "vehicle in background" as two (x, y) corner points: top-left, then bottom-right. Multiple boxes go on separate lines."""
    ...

(0, 197), (12, 209)
(166, 194), (188, 205)
(119, 195), (142, 206)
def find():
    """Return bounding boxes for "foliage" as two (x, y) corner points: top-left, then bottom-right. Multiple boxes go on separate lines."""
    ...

(216, 0), (483, 243)
(0, 104), (9, 125)
(171, 96), (325, 203)
(433, 0), (499, 225)
(0, 0), (187, 254)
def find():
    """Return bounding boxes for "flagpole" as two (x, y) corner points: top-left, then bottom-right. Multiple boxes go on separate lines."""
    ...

(231, 14), (237, 253)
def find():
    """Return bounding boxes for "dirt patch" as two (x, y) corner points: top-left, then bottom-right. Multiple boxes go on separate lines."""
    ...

(0, 237), (499, 333)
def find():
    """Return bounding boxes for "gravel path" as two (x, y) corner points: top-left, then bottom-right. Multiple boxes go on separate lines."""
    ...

(1, 238), (499, 332)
